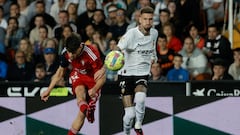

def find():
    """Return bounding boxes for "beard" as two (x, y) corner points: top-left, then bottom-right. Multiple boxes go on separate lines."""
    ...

(144, 27), (151, 32)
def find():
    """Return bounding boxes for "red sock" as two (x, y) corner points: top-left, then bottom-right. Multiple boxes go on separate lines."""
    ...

(78, 101), (88, 114)
(67, 128), (78, 135)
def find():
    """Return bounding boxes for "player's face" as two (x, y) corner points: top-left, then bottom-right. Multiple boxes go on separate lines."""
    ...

(139, 13), (153, 32)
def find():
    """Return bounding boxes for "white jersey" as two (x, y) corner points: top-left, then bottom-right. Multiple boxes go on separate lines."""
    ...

(117, 26), (158, 76)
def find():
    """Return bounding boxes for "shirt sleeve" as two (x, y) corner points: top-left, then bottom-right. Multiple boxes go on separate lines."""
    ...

(59, 53), (69, 68)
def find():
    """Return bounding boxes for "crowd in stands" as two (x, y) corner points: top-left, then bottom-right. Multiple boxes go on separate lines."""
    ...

(0, 0), (239, 84)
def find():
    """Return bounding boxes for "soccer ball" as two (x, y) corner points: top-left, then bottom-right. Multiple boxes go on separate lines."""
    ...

(104, 50), (124, 71)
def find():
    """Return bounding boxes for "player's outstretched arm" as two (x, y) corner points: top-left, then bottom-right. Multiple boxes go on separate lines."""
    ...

(89, 67), (106, 98)
(41, 66), (65, 102)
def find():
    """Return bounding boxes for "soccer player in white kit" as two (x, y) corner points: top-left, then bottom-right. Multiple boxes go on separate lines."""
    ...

(117, 6), (158, 135)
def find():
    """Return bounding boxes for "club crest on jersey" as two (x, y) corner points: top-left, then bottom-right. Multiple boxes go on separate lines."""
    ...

(81, 60), (85, 65)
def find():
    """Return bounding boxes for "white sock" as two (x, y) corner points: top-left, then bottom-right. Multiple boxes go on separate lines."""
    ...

(123, 106), (135, 134)
(134, 92), (146, 129)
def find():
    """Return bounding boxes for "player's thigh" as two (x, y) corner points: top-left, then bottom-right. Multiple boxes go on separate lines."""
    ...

(122, 95), (134, 107)
(75, 85), (87, 103)
(134, 84), (147, 93)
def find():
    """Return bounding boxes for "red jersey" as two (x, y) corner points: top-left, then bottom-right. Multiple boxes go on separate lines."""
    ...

(60, 45), (103, 94)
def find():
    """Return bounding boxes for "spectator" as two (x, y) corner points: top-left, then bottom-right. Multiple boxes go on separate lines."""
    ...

(155, 8), (173, 35)
(167, 53), (189, 81)
(67, 2), (78, 24)
(33, 25), (49, 56)
(17, 0), (30, 20)
(76, 0), (97, 37)
(126, 0), (155, 20)
(107, 8), (129, 40)
(0, 0), (12, 19)
(228, 48), (240, 80)
(8, 2), (29, 31)
(52, 10), (77, 41)
(105, 4), (118, 26)
(29, 14), (53, 45)
(91, 9), (109, 37)
(44, 38), (58, 49)
(149, 62), (167, 81)
(104, 0), (127, 17)
(43, 47), (59, 80)
(29, 0), (56, 30)
(0, 6), (7, 29)
(28, 0), (54, 18)
(5, 17), (26, 51)
(153, 0), (167, 25)
(203, 24), (233, 67)
(18, 37), (34, 64)
(211, 58), (233, 80)
(77, 0), (102, 16)
(156, 33), (175, 76)
(6, 50), (34, 81)
(179, 36), (209, 80)
(203, 0), (224, 26)
(175, 0), (201, 38)
(58, 24), (79, 55)
(92, 31), (108, 61)
(33, 62), (48, 82)
(163, 22), (182, 52)
(188, 23), (205, 49)
(50, 0), (69, 23)
(126, 9), (140, 31)
(167, 0), (177, 23)
(84, 23), (96, 44)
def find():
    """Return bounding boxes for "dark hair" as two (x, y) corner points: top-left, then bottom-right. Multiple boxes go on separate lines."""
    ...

(158, 33), (167, 40)
(159, 8), (170, 15)
(140, 6), (154, 14)
(174, 53), (183, 58)
(212, 58), (227, 67)
(8, 17), (19, 26)
(233, 47), (240, 53)
(208, 23), (220, 31)
(65, 34), (82, 53)
(36, 0), (45, 6)
(35, 63), (46, 70)
(58, 10), (69, 16)
(39, 25), (48, 33)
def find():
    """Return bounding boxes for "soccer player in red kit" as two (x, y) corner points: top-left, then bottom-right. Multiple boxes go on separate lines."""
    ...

(41, 35), (106, 135)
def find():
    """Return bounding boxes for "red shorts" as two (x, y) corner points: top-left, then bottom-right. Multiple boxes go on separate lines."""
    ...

(70, 71), (100, 97)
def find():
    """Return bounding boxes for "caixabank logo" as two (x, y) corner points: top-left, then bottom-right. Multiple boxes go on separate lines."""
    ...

(192, 88), (240, 96)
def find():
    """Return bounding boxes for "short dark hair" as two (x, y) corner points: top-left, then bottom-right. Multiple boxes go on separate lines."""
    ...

(158, 33), (167, 40)
(65, 34), (82, 53)
(140, 6), (154, 15)
(159, 8), (170, 15)
(232, 47), (240, 53)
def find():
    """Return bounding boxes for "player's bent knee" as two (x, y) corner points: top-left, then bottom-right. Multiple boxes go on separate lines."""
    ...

(134, 92), (146, 104)
(135, 85), (147, 93)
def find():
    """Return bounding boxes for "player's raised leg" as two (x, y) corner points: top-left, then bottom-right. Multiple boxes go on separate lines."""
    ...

(68, 85), (87, 135)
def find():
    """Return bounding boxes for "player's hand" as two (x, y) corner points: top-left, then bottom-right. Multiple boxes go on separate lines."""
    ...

(88, 88), (96, 98)
(94, 67), (106, 81)
(41, 90), (51, 102)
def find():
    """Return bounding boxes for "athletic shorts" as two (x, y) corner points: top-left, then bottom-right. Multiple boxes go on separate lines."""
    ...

(70, 70), (101, 102)
(118, 75), (149, 96)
